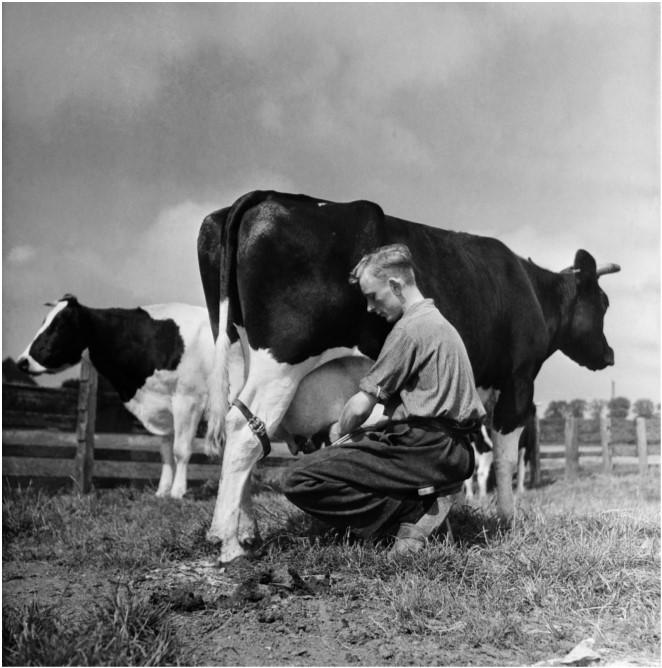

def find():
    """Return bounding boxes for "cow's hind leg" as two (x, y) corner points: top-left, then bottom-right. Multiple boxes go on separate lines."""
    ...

(170, 395), (205, 499)
(207, 353), (317, 564)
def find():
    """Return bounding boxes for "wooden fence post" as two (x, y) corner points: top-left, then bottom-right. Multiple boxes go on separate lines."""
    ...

(530, 414), (541, 487)
(564, 416), (579, 480)
(75, 354), (97, 493)
(636, 417), (648, 478)
(600, 415), (612, 473)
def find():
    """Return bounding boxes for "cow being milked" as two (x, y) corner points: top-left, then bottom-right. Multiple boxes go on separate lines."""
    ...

(18, 297), (216, 499)
(198, 190), (620, 564)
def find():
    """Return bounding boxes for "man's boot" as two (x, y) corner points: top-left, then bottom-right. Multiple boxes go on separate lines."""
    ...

(388, 495), (454, 558)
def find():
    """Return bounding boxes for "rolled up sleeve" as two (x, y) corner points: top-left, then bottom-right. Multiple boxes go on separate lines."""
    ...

(359, 324), (418, 402)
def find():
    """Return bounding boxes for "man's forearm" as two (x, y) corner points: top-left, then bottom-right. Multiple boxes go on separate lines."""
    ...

(338, 391), (378, 435)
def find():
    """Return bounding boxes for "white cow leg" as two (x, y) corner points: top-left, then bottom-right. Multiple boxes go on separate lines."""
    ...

(237, 476), (259, 548)
(492, 427), (523, 525)
(207, 350), (340, 563)
(476, 450), (493, 501)
(170, 396), (204, 499)
(156, 436), (175, 497)
(207, 411), (262, 561)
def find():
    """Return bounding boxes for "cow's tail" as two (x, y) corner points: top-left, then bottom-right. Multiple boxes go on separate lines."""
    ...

(204, 299), (232, 457)
(204, 190), (273, 455)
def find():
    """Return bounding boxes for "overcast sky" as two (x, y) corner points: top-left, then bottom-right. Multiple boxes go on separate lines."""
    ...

(3, 3), (660, 408)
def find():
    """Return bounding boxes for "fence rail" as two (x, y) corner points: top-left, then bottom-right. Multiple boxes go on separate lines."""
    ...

(2, 359), (660, 490)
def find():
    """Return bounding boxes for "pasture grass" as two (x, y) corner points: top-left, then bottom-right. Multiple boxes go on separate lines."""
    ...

(2, 584), (177, 666)
(3, 468), (660, 665)
(251, 469), (660, 662)
(2, 484), (216, 570)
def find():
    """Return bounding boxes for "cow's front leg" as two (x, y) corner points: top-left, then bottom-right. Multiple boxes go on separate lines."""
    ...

(156, 436), (175, 497)
(170, 395), (204, 499)
(476, 450), (493, 501)
(207, 409), (263, 563)
(492, 427), (523, 524)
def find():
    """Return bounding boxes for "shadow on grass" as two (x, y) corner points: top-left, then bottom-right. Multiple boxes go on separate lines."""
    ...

(251, 489), (506, 569)
(445, 503), (506, 547)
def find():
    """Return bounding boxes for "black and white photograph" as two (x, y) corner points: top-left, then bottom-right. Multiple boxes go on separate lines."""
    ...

(2, 3), (660, 666)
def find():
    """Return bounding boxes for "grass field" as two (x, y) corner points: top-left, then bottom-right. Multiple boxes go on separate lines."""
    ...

(2, 466), (660, 666)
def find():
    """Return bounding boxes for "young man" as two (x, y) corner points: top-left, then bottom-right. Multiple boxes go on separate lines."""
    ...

(283, 244), (486, 556)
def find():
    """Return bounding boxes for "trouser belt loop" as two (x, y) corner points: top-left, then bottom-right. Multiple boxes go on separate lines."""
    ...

(232, 398), (271, 460)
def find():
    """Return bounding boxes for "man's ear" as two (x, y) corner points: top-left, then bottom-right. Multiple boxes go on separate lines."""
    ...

(388, 277), (403, 295)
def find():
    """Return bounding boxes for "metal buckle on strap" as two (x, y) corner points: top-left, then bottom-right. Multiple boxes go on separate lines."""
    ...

(247, 415), (267, 439)
(232, 399), (271, 460)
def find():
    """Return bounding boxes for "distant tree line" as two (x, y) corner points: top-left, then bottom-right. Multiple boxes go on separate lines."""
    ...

(544, 397), (660, 420)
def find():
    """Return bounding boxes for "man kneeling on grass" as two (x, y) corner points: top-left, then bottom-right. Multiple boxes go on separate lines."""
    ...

(283, 244), (486, 557)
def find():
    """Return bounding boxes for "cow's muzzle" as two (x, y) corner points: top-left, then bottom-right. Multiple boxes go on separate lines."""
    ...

(16, 355), (46, 375)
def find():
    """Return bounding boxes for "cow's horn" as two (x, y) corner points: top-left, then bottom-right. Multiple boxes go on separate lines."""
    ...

(596, 263), (621, 277)
(561, 266), (581, 274)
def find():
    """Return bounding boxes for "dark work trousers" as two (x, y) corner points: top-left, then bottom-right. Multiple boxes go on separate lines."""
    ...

(282, 420), (475, 539)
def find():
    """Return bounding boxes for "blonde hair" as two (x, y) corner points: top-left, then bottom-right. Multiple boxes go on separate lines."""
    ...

(349, 243), (416, 286)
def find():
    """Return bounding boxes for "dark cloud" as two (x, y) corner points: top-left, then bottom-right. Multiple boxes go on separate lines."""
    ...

(3, 3), (659, 403)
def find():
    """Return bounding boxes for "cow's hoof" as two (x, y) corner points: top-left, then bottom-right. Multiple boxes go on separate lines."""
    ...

(206, 531), (223, 545)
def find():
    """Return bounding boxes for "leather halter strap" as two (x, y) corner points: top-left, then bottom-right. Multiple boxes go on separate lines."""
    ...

(232, 398), (271, 460)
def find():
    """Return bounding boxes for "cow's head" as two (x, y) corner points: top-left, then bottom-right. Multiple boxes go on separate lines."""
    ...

(559, 250), (619, 371)
(17, 295), (88, 375)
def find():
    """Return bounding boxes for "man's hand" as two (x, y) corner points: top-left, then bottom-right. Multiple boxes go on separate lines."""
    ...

(328, 421), (342, 443)
(337, 391), (379, 436)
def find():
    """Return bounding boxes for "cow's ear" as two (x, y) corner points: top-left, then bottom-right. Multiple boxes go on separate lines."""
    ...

(60, 293), (78, 304)
(573, 249), (597, 286)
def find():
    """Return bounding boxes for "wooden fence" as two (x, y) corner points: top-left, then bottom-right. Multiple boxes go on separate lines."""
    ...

(536, 414), (660, 479)
(2, 358), (660, 491)
(2, 357), (290, 491)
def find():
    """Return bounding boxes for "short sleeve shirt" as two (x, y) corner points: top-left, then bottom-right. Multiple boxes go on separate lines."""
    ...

(359, 299), (486, 423)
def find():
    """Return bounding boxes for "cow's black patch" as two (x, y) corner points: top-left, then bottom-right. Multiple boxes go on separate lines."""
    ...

(87, 307), (185, 402)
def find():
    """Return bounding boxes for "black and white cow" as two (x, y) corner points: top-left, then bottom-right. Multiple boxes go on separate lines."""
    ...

(198, 190), (620, 563)
(18, 296), (216, 498)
